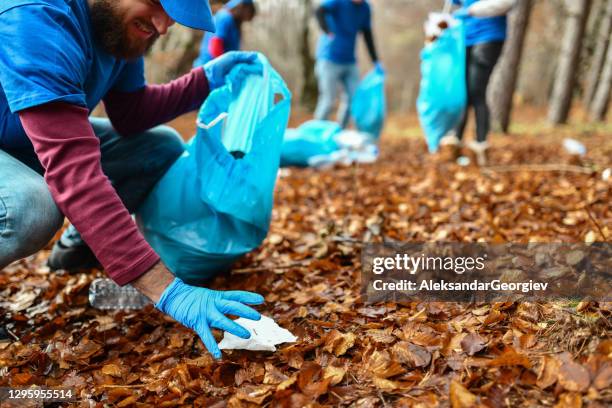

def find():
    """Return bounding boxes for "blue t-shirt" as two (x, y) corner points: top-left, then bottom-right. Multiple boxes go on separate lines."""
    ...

(194, 8), (241, 66)
(453, 0), (507, 47)
(316, 0), (372, 64)
(0, 0), (146, 149)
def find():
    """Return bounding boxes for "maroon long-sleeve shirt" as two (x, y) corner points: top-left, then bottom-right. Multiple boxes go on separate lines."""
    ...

(19, 68), (209, 285)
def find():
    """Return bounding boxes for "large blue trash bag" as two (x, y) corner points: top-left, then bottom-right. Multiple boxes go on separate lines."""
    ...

(351, 68), (386, 139)
(136, 54), (291, 284)
(280, 120), (341, 167)
(417, 22), (466, 153)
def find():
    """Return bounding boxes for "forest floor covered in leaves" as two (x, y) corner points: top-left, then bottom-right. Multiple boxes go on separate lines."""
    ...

(1, 113), (611, 407)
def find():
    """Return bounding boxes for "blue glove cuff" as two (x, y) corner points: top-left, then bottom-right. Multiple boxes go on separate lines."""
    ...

(155, 277), (183, 312)
(203, 64), (219, 91)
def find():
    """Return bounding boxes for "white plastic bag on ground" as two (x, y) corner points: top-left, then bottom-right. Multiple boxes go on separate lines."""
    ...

(307, 130), (379, 168)
(218, 315), (297, 352)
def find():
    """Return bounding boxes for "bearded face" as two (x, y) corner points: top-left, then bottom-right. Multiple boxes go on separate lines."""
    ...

(90, 0), (173, 60)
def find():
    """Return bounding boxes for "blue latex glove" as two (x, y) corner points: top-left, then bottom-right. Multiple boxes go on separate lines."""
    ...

(156, 277), (264, 359)
(374, 62), (385, 75)
(453, 8), (470, 19)
(203, 51), (263, 91)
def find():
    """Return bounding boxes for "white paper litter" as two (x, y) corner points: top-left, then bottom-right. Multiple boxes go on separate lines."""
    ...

(218, 315), (297, 352)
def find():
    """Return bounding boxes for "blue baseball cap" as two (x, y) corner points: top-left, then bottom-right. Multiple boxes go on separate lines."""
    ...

(160, 0), (215, 31)
(225, 0), (254, 9)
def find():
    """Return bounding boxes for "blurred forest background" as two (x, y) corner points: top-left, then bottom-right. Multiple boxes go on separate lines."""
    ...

(145, 0), (611, 130)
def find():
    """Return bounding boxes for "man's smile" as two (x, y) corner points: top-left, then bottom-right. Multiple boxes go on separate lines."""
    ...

(133, 19), (156, 38)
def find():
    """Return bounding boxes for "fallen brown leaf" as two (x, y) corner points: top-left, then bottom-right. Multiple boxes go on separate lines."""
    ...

(461, 333), (487, 356)
(487, 347), (531, 368)
(558, 355), (591, 392)
(554, 392), (583, 408)
(391, 341), (431, 368)
(537, 355), (560, 389)
(592, 363), (612, 390)
(323, 364), (347, 386)
(235, 384), (273, 405)
(450, 380), (477, 408)
(324, 330), (356, 356)
(101, 363), (123, 378)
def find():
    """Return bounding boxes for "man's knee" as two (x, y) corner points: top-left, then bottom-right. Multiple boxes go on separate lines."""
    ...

(149, 126), (185, 163)
(138, 126), (185, 179)
(18, 181), (63, 253)
(0, 180), (63, 265)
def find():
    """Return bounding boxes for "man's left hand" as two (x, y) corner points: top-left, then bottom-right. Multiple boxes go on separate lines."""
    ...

(203, 51), (263, 91)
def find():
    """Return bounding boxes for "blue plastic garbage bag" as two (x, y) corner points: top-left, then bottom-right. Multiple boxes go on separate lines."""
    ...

(280, 120), (341, 167)
(351, 69), (386, 139)
(417, 22), (466, 153)
(137, 54), (291, 284)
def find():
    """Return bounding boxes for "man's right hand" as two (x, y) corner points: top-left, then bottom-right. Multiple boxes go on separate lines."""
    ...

(155, 277), (264, 359)
(132, 262), (264, 359)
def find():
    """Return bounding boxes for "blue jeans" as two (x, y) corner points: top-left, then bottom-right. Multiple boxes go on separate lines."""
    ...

(314, 59), (360, 128)
(0, 117), (184, 269)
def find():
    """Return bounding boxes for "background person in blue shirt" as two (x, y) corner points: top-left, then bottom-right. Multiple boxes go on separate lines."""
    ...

(314, 0), (382, 128)
(193, 0), (256, 67)
(441, 0), (516, 165)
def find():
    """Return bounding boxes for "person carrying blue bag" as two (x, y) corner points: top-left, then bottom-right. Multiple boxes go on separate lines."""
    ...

(193, 0), (257, 67)
(314, 0), (383, 128)
(0, 0), (267, 360)
(440, 0), (516, 165)
(417, 3), (467, 154)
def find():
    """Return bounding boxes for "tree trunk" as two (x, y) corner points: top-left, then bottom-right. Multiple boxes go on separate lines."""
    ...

(589, 37), (612, 120)
(583, 0), (612, 108)
(300, 0), (318, 110)
(489, 0), (533, 133)
(548, 0), (593, 125)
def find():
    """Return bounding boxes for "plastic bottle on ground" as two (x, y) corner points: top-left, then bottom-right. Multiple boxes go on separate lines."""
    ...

(88, 278), (151, 310)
